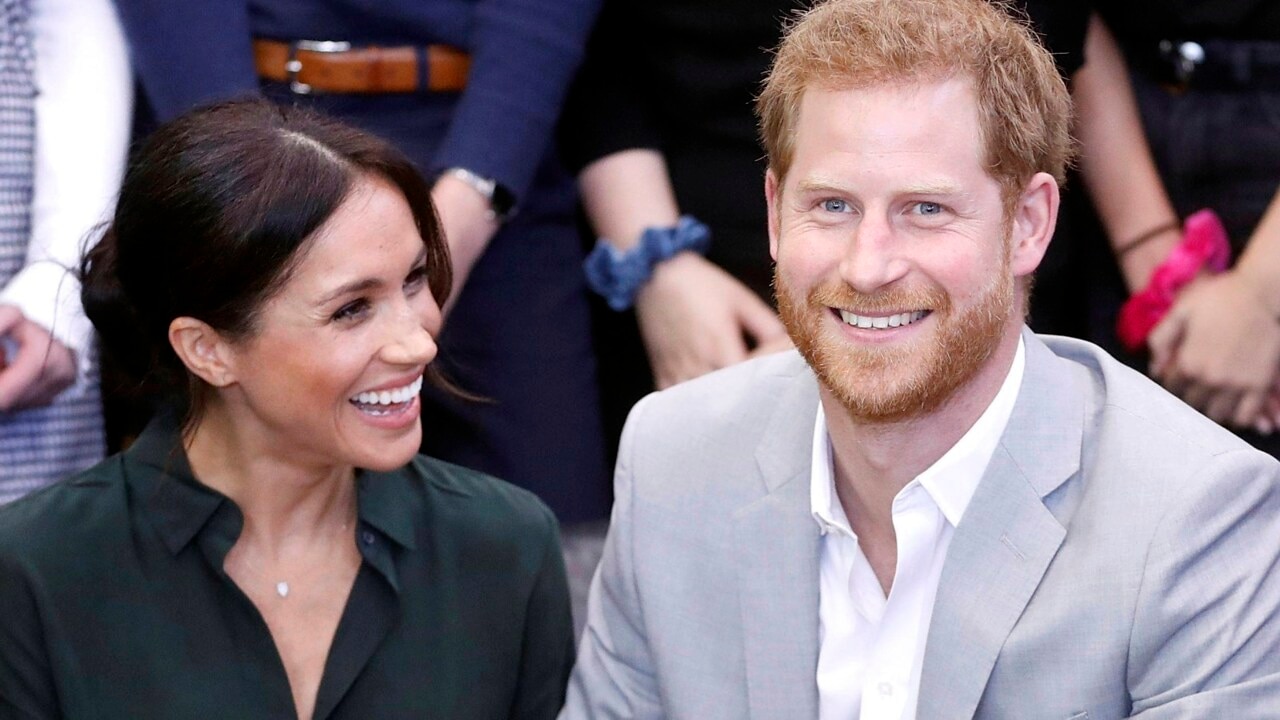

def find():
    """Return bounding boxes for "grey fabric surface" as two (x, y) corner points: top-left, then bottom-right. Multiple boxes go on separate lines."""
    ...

(561, 519), (608, 642)
(562, 329), (1280, 719)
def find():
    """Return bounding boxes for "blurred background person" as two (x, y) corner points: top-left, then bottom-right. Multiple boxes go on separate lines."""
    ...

(0, 0), (130, 503)
(109, 0), (612, 530)
(0, 100), (573, 719)
(560, 1), (799, 461)
(1073, 2), (1280, 457)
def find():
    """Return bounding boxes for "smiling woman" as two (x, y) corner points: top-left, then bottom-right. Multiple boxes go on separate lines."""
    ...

(0, 100), (574, 720)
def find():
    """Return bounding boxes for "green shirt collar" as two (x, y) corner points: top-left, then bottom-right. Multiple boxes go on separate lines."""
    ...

(125, 409), (421, 565)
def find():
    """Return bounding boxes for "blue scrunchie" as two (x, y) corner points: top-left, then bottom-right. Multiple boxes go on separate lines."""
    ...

(583, 216), (712, 311)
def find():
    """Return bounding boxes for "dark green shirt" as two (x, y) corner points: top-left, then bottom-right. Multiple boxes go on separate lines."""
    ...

(0, 414), (574, 719)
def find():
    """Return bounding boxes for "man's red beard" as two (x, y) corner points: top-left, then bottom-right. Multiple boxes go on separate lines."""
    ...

(775, 266), (1014, 423)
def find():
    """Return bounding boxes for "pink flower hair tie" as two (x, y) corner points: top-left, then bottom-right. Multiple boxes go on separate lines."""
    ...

(1116, 208), (1232, 353)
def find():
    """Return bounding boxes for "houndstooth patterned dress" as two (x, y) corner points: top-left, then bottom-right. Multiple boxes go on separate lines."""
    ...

(0, 0), (105, 504)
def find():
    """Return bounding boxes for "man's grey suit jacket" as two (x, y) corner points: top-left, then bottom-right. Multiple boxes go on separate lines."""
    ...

(561, 330), (1280, 719)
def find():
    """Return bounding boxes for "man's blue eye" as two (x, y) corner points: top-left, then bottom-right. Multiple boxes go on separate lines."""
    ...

(821, 198), (849, 213)
(915, 202), (943, 215)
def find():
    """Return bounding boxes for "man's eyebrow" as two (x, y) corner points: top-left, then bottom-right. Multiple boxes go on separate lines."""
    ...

(899, 182), (964, 195)
(795, 178), (847, 194)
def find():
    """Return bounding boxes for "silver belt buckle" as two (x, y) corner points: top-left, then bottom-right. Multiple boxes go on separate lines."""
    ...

(1159, 39), (1205, 87)
(286, 39), (353, 95)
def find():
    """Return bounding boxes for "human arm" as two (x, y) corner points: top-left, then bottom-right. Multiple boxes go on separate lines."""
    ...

(509, 504), (576, 720)
(1073, 12), (1182, 294)
(562, 1), (788, 387)
(1147, 193), (1280, 430)
(108, 0), (257, 123)
(0, 0), (131, 410)
(579, 150), (787, 389)
(1076, 13), (1280, 429)
(429, 0), (603, 311)
(1126, 449), (1280, 716)
(560, 394), (665, 719)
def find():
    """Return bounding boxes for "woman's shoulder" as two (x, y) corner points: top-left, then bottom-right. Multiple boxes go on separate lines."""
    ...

(0, 455), (130, 571)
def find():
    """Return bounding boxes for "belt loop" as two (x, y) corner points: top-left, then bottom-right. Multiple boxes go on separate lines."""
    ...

(286, 42), (312, 95)
(415, 45), (430, 95)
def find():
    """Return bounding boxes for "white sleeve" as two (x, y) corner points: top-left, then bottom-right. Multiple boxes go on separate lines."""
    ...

(0, 0), (132, 383)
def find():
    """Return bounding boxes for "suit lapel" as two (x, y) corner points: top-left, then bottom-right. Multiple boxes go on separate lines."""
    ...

(917, 331), (1085, 719)
(734, 363), (822, 720)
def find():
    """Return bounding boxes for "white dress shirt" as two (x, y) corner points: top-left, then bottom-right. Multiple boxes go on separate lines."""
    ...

(0, 0), (131, 384)
(812, 338), (1026, 720)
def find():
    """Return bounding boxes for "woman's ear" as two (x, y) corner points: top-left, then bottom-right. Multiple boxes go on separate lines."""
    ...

(168, 317), (237, 388)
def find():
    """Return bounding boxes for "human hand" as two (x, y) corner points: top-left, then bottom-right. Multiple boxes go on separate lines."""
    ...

(634, 253), (788, 389)
(0, 304), (77, 411)
(1148, 271), (1280, 429)
(431, 174), (501, 320)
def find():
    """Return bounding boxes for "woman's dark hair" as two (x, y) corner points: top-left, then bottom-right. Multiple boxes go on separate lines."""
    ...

(81, 98), (453, 431)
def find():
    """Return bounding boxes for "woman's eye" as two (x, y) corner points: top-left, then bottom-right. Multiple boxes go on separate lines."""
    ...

(913, 201), (944, 216)
(331, 298), (371, 322)
(404, 265), (428, 293)
(820, 198), (850, 213)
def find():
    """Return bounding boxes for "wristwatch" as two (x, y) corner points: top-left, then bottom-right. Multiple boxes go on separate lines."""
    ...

(440, 167), (517, 222)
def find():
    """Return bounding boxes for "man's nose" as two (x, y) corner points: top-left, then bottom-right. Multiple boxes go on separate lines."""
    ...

(838, 215), (909, 294)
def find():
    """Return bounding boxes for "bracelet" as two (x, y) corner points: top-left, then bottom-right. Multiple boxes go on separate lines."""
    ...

(1116, 220), (1181, 258)
(1115, 209), (1232, 352)
(583, 216), (711, 311)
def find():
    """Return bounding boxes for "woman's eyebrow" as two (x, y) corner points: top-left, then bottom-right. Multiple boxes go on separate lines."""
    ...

(316, 277), (382, 306)
(315, 248), (430, 305)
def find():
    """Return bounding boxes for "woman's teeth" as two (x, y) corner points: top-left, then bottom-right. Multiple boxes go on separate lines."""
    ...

(839, 310), (926, 329)
(351, 375), (424, 407)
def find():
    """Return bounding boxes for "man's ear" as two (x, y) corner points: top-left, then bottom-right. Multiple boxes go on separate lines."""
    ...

(766, 168), (782, 261)
(1009, 171), (1060, 277)
(168, 317), (237, 388)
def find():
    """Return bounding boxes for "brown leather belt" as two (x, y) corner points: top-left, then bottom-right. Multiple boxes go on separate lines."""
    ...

(252, 39), (470, 94)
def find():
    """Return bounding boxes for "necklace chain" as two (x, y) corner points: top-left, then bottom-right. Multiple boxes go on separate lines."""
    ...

(233, 520), (355, 601)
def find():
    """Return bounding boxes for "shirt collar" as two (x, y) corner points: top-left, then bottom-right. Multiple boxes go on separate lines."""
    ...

(129, 408), (421, 557)
(810, 404), (847, 537)
(356, 465), (420, 551)
(127, 408), (227, 557)
(809, 336), (1026, 533)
